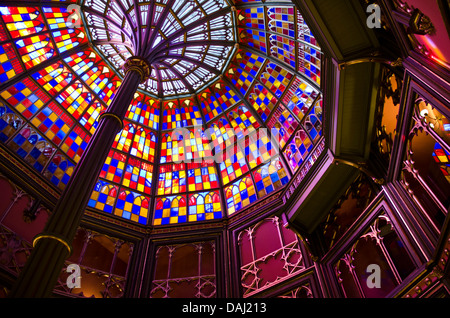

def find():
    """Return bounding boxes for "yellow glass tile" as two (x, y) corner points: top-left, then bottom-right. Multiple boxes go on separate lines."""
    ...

(46, 131), (55, 140)
(162, 208), (170, 218)
(95, 202), (105, 210)
(53, 168), (64, 179)
(35, 100), (44, 108)
(22, 88), (32, 96)
(206, 213), (214, 220)
(106, 196), (115, 205)
(16, 104), (27, 113)
(125, 202), (133, 212)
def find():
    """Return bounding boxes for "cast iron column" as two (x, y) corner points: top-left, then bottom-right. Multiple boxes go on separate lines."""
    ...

(9, 57), (150, 298)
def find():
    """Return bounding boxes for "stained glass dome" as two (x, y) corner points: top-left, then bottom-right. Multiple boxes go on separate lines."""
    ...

(0, 0), (324, 227)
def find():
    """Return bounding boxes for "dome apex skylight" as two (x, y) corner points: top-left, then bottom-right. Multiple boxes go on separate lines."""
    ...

(82, 0), (236, 98)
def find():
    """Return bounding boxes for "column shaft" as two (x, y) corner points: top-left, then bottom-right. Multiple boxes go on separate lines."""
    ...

(10, 66), (144, 298)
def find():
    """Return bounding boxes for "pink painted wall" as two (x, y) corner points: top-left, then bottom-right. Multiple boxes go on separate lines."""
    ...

(0, 177), (48, 243)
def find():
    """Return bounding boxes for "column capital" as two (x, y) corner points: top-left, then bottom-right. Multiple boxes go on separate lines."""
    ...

(98, 112), (124, 130)
(123, 56), (151, 83)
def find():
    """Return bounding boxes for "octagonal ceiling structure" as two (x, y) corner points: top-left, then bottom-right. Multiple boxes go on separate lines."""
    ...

(0, 0), (324, 227)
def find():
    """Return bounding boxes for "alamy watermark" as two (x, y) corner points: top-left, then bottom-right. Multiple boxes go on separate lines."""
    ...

(366, 264), (381, 289)
(167, 127), (282, 165)
(66, 4), (82, 29)
(366, 4), (382, 29)
(66, 264), (82, 289)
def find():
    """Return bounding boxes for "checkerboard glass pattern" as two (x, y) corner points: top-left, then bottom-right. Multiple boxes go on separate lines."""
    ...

(180, 99), (203, 127)
(185, 129), (212, 162)
(296, 13), (321, 85)
(88, 181), (118, 214)
(7, 125), (55, 173)
(123, 157), (153, 195)
(0, 103), (23, 142)
(162, 99), (203, 130)
(100, 150), (127, 184)
(268, 7), (296, 68)
(188, 191), (222, 222)
(267, 104), (299, 149)
(284, 129), (313, 172)
(249, 83), (278, 122)
(260, 63), (293, 99)
(304, 99), (323, 143)
(199, 84), (241, 123)
(0, 6), (157, 225)
(43, 7), (88, 53)
(237, 5), (321, 85)
(80, 64), (121, 107)
(126, 93), (160, 131)
(43, 151), (75, 190)
(160, 131), (184, 164)
(218, 145), (250, 186)
(209, 117), (236, 154)
(0, 6), (46, 38)
(245, 28), (267, 54)
(162, 103), (183, 130)
(227, 105), (260, 140)
(114, 189), (150, 224)
(243, 130), (278, 169)
(282, 78), (320, 122)
(0, 43), (23, 83)
(253, 157), (289, 198)
(1, 77), (50, 120)
(32, 63), (73, 97)
(130, 128), (156, 162)
(55, 81), (93, 121)
(225, 50), (265, 97)
(16, 34), (55, 69)
(153, 195), (187, 226)
(93, 121), (157, 224)
(246, 61), (294, 123)
(187, 162), (219, 192)
(30, 102), (73, 146)
(158, 163), (187, 196)
(224, 175), (257, 216)
(1, 7), (55, 70)
(61, 125), (90, 163)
